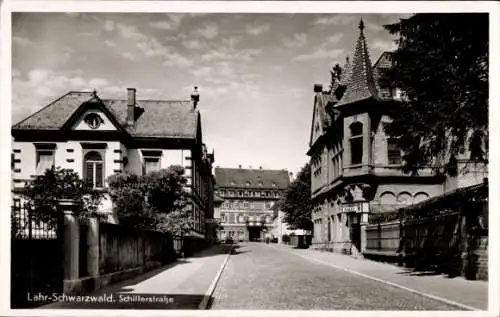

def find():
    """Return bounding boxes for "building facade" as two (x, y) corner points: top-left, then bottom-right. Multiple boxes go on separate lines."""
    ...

(214, 167), (290, 242)
(307, 20), (487, 254)
(270, 209), (309, 244)
(11, 87), (216, 241)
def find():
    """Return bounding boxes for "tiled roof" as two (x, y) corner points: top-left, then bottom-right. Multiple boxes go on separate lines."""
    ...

(104, 99), (198, 138)
(336, 19), (381, 107)
(214, 167), (290, 189)
(372, 51), (395, 100)
(339, 56), (352, 86)
(12, 91), (199, 139)
(12, 92), (96, 130)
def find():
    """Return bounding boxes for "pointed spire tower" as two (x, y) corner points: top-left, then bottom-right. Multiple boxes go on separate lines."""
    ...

(335, 18), (380, 107)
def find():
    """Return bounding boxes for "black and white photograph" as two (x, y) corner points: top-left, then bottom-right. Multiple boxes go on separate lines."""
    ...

(2, 1), (498, 315)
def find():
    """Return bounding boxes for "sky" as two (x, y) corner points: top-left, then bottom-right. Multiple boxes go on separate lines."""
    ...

(11, 12), (410, 176)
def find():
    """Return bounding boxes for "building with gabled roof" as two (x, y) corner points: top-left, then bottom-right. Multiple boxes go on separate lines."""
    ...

(307, 19), (487, 255)
(214, 166), (291, 242)
(11, 87), (216, 242)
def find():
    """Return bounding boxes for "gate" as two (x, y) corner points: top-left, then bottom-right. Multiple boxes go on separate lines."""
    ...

(11, 201), (64, 308)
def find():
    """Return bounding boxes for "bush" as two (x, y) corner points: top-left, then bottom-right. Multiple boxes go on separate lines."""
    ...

(106, 165), (191, 234)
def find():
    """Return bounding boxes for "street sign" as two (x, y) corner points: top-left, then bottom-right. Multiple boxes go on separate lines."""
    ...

(341, 203), (362, 213)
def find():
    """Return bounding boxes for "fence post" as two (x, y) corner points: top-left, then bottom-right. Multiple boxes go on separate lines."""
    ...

(59, 198), (81, 293)
(87, 216), (99, 277)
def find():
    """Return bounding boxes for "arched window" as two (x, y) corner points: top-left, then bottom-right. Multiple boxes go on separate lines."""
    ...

(349, 122), (363, 165)
(84, 151), (104, 188)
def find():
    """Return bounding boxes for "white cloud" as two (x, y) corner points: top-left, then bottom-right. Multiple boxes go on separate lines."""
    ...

(221, 36), (241, 49)
(136, 37), (170, 57)
(191, 66), (213, 77)
(149, 19), (181, 31)
(161, 53), (193, 68)
(122, 52), (136, 60)
(325, 34), (343, 45)
(293, 48), (345, 62)
(371, 40), (397, 52)
(246, 24), (270, 36)
(28, 69), (52, 85)
(116, 23), (146, 41)
(103, 20), (115, 31)
(182, 39), (205, 50)
(12, 36), (32, 46)
(201, 48), (262, 63)
(194, 23), (219, 39)
(314, 15), (355, 26)
(104, 40), (117, 47)
(282, 33), (308, 48)
(89, 78), (109, 88)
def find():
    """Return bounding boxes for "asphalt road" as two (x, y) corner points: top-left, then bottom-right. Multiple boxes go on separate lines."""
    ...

(210, 242), (462, 310)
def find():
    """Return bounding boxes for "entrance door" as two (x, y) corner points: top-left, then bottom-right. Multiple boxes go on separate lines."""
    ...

(248, 226), (262, 241)
(349, 213), (361, 251)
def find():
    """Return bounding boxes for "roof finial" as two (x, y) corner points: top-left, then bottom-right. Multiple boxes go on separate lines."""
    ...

(359, 18), (365, 33)
(346, 56), (350, 63)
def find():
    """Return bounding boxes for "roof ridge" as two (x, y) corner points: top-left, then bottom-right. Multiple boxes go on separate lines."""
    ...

(12, 91), (92, 127)
(336, 19), (381, 107)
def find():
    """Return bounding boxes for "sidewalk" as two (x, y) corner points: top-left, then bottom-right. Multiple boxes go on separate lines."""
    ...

(269, 243), (488, 311)
(42, 244), (232, 309)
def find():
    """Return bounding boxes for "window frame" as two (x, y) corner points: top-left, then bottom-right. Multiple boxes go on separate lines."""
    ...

(83, 150), (105, 189)
(349, 122), (363, 166)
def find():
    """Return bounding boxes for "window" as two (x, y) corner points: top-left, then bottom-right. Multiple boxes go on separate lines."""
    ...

(387, 138), (402, 165)
(349, 122), (363, 165)
(142, 150), (162, 175)
(36, 150), (55, 175)
(265, 202), (272, 209)
(84, 151), (104, 188)
(243, 202), (249, 209)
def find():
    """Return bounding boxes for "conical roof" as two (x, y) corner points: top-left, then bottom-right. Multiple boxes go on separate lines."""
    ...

(336, 19), (380, 107)
(339, 56), (352, 86)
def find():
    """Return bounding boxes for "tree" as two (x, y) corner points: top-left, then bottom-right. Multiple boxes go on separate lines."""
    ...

(381, 13), (488, 176)
(276, 163), (312, 231)
(329, 63), (343, 93)
(107, 165), (192, 234)
(18, 167), (103, 231)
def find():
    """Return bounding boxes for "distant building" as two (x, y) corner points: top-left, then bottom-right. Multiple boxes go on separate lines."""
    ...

(214, 166), (290, 242)
(307, 20), (487, 254)
(11, 87), (216, 243)
(270, 209), (309, 244)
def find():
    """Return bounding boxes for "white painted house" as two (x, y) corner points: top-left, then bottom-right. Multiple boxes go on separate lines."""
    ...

(11, 88), (216, 240)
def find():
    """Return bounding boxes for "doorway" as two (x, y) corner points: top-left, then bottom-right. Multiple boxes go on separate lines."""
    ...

(248, 226), (262, 241)
(349, 213), (361, 251)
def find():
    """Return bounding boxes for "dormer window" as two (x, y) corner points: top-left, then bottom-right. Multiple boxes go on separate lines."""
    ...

(258, 181), (263, 187)
(246, 181), (251, 186)
(230, 181), (236, 186)
(272, 183), (277, 188)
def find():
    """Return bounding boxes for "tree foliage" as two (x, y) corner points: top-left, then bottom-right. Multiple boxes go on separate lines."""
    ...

(107, 165), (192, 235)
(276, 163), (312, 231)
(20, 167), (104, 229)
(381, 13), (488, 176)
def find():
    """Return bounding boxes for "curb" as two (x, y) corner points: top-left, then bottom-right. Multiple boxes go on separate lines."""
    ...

(198, 245), (233, 309)
(271, 244), (481, 311)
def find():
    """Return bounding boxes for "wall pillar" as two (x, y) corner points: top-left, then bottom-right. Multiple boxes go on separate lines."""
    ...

(87, 216), (99, 277)
(59, 199), (82, 295)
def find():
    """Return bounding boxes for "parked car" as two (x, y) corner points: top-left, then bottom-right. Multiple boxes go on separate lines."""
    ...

(224, 237), (234, 244)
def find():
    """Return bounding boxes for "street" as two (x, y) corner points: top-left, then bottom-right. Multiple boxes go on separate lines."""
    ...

(211, 243), (468, 310)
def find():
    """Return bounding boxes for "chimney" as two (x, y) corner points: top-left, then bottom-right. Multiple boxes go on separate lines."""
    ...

(191, 86), (200, 109)
(238, 164), (242, 168)
(259, 166), (262, 170)
(249, 165), (252, 169)
(314, 84), (323, 93)
(289, 172), (294, 182)
(127, 88), (136, 126)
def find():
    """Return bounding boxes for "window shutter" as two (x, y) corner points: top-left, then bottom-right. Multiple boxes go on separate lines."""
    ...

(95, 163), (103, 188)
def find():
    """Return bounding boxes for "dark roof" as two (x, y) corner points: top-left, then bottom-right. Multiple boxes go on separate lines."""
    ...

(372, 51), (395, 100)
(215, 167), (290, 189)
(336, 20), (381, 107)
(12, 91), (199, 139)
(339, 56), (352, 86)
